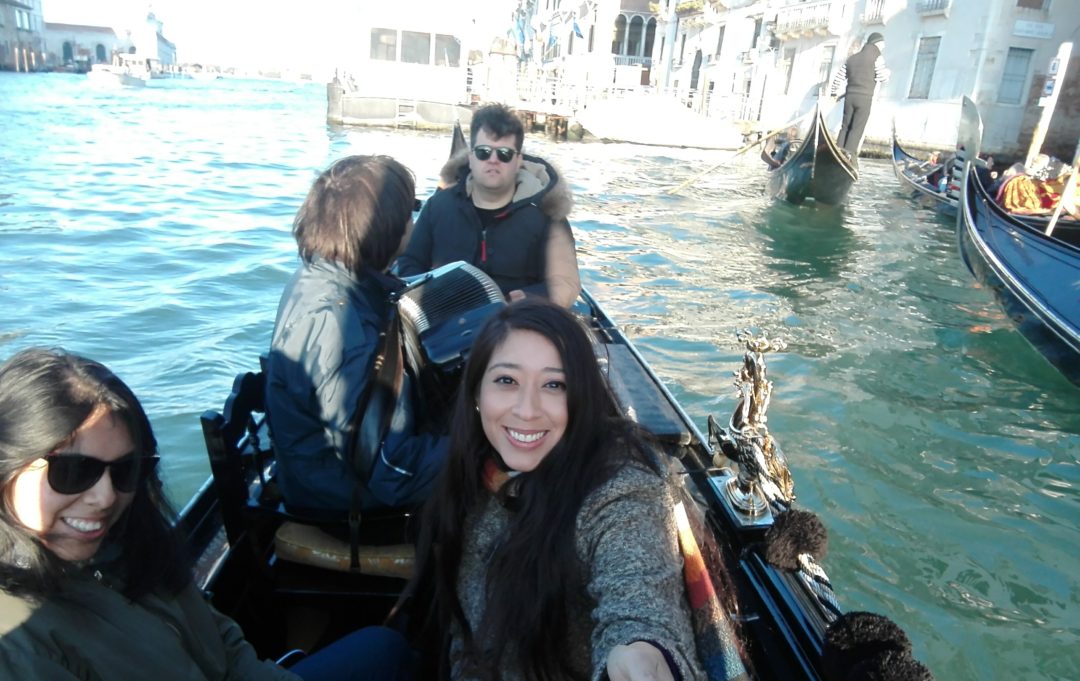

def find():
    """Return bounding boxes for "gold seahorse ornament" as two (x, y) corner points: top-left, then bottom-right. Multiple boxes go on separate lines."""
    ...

(710, 331), (795, 510)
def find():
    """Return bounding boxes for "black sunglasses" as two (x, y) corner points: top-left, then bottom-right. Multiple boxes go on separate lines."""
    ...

(43, 453), (159, 495)
(472, 145), (518, 163)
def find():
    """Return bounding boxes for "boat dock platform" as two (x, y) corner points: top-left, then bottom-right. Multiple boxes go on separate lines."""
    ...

(515, 105), (575, 141)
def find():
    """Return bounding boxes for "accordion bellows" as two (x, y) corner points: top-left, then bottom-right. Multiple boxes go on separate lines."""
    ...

(398, 261), (506, 369)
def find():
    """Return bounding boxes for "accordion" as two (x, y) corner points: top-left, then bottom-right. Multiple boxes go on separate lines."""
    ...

(397, 262), (506, 415)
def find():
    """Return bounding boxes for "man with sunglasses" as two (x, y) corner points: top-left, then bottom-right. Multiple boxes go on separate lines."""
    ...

(395, 103), (581, 308)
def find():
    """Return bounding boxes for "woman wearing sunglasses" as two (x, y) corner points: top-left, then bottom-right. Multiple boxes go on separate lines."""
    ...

(0, 347), (413, 680)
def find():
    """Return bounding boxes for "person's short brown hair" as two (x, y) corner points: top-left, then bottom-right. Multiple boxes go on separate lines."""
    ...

(293, 155), (415, 274)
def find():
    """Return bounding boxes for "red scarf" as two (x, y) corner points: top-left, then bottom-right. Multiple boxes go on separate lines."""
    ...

(482, 457), (512, 494)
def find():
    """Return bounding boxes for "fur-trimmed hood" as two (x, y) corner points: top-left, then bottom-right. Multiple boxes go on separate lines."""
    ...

(438, 149), (574, 221)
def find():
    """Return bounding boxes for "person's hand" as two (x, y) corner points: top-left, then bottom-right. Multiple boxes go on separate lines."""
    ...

(606, 642), (675, 681)
(508, 289), (526, 302)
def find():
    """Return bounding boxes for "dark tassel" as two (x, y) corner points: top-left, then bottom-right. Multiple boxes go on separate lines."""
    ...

(823, 611), (912, 681)
(763, 508), (828, 570)
(844, 648), (935, 681)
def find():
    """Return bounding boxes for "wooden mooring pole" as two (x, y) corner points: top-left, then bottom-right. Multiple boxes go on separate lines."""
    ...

(1024, 41), (1073, 169)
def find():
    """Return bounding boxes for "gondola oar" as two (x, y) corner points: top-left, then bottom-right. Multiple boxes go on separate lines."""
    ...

(665, 110), (812, 195)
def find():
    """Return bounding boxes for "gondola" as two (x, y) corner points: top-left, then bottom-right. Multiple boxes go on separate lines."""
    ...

(176, 124), (932, 680)
(891, 127), (959, 216)
(764, 102), (858, 206)
(892, 122), (1078, 232)
(178, 283), (933, 680)
(955, 95), (1080, 386)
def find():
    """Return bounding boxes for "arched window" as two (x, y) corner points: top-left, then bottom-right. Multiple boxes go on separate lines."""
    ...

(644, 18), (657, 58)
(628, 16), (644, 57)
(612, 15), (626, 55)
(62, 41), (74, 63)
(95, 44), (106, 62)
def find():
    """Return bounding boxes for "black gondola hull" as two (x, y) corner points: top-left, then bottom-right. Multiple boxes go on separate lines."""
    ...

(766, 105), (858, 206)
(178, 287), (853, 680)
(891, 132), (958, 216)
(959, 160), (1080, 386)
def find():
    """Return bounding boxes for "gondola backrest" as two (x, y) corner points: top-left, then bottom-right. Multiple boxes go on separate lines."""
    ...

(200, 367), (276, 545)
(200, 362), (415, 578)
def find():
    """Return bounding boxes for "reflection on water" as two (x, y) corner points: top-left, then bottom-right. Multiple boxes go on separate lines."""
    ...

(756, 201), (858, 288)
(1, 73), (1078, 681)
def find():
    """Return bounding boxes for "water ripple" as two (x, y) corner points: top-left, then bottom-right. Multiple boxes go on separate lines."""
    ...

(2, 72), (1078, 681)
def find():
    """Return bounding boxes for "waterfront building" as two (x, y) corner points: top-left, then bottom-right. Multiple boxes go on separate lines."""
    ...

(41, 10), (175, 75)
(1, 0), (44, 71)
(131, 11), (176, 68)
(650, 0), (1080, 158)
(611, 0), (659, 88)
(654, 0), (765, 123)
(509, 0), (626, 111)
(42, 23), (129, 71)
(506, 0), (743, 147)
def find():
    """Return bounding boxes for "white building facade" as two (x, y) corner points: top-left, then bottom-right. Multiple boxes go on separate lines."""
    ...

(652, 0), (1080, 157)
(42, 23), (129, 70)
(41, 11), (174, 73)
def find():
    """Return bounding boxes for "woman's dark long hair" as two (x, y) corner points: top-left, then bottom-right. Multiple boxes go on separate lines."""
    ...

(413, 299), (660, 680)
(0, 348), (190, 599)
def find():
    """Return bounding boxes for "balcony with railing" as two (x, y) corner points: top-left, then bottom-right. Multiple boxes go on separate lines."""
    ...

(917, 0), (951, 17)
(774, 0), (839, 39)
(614, 55), (654, 67)
(861, 0), (886, 25)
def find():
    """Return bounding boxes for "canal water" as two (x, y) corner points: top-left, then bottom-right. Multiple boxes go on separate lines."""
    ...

(1, 72), (1076, 680)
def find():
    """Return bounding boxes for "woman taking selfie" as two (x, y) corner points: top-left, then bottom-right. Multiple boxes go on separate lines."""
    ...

(411, 299), (736, 681)
(0, 347), (411, 680)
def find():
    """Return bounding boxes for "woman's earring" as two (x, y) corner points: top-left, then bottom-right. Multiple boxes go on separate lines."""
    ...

(475, 404), (480, 413)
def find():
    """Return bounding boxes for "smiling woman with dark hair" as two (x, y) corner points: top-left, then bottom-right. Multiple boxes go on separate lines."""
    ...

(0, 347), (414, 681)
(407, 299), (723, 681)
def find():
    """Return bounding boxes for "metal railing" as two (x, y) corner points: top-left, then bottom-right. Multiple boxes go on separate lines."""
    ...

(613, 55), (654, 67)
(775, 0), (834, 35)
(916, 0), (950, 15)
(862, 0), (886, 24)
(510, 76), (752, 123)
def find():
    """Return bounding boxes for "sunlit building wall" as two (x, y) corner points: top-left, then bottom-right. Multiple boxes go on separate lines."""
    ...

(1, 0), (45, 71)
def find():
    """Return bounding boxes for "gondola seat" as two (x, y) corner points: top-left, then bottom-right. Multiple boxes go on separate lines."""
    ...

(199, 363), (416, 585)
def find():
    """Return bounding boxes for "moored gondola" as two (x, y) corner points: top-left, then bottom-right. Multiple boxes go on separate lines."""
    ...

(891, 127), (959, 216)
(955, 95), (1080, 386)
(764, 103), (858, 207)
